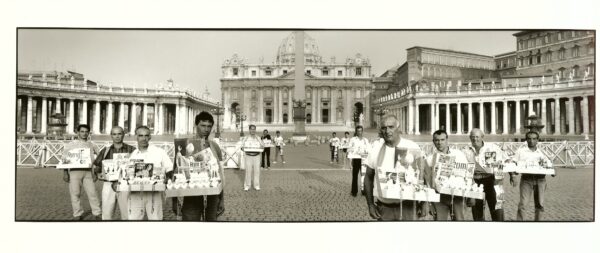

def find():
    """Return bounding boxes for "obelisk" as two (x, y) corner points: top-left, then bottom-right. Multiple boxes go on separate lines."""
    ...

(292, 31), (307, 140)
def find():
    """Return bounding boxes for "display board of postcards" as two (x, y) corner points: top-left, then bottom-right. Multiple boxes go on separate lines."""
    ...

(166, 138), (222, 197)
(117, 160), (166, 192)
(56, 148), (92, 169)
(434, 154), (484, 199)
(375, 149), (440, 202)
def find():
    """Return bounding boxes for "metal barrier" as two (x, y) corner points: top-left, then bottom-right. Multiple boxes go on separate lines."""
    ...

(16, 139), (594, 168)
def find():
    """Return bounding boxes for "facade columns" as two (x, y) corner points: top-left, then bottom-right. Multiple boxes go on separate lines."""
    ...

(528, 99), (534, 117)
(479, 102), (484, 132)
(130, 103), (137, 135)
(515, 100), (521, 135)
(93, 100), (100, 134)
(445, 103), (451, 134)
(582, 97), (590, 135)
(467, 102), (473, 134)
(106, 102), (113, 133)
(540, 99), (547, 134)
(154, 103), (160, 134)
(316, 88), (321, 123)
(41, 97), (47, 134)
(159, 103), (165, 134)
(568, 97), (575, 135)
(456, 103), (462, 134)
(415, 103), (420, 135)
(554, 98), (561, 135)
(491, 102), (496, 134)
(288, 89), (293, 125)
(408, 100), (414, 134)
(502, 100), (508, 135)
(81, 100), (88, 125)
(331, 88), (337, 124)
(68, 99), (75, 134)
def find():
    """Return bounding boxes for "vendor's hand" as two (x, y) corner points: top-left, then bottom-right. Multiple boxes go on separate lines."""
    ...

(92, 172), (98, 182)
(466, 198), (476, 207)
(62, 172), (70, 183)
(368, 204), (381, 220)
(509, 175), (517, 187)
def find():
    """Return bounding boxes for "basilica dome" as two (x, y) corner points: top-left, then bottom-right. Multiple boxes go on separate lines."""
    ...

(276, 32), (323, 64)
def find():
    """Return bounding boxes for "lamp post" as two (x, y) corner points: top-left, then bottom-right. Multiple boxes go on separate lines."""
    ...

(239, 113), (247, 137)
(374, 104), (387, 129)
(211, 102), (224, 138)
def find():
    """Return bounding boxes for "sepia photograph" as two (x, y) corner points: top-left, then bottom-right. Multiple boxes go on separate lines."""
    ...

(15, 28), (595, 222)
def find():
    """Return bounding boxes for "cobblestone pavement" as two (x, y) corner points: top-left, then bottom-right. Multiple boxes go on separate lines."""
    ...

(16, 164), (593, 221)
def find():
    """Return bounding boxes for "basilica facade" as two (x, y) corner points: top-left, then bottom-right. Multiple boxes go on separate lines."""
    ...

(220, 32), (373, 131)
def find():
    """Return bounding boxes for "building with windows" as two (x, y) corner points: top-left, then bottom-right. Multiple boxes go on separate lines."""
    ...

(374, 30), (594, 137)
(220, 32), (373, 131)
(17, 71), (220, 137)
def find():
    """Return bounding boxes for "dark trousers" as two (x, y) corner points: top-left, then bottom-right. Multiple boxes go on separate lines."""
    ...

(472, 175), (504, 221)
(377, 201), (417, 221)
(330, 147), (339, 162)
(181, 194), (220, 221)
(261, 147), (271, 168)
(351, 159), (362, 195)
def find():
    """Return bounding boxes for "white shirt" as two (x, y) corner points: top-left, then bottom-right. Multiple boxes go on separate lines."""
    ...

(130, 145), (174, 173)
(340, 137), (350, 148)
(329, 137), (340, 147)
(274, 136), (285, 147)
(348, 136), (370, 156)
(425, 148), (468, 168)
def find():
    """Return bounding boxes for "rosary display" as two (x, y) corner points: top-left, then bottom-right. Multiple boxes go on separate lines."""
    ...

(434, 154), (484, 199)
(514, 159), (555, 175)
(376, 150), (440, 202)
(117, 160), (166, 192)
(166, 139), (222, 197)
(57, 148), (92, 169)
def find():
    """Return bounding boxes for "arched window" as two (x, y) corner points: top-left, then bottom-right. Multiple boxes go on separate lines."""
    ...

(573, 65), (580, 78)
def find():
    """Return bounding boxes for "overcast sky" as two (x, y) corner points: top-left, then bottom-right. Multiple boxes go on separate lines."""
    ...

(18, 30), (517, 98)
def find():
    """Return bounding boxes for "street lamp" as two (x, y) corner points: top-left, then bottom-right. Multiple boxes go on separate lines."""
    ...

(211, 102), (224, 138)
(374, 104), (388, 129)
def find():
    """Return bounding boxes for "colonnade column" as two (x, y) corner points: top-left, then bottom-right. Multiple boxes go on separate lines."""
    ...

(430, 103), (435, 133)
(93, 100), (100, 134)
(528, 99), (534, 117)
(540, 99), (547, 134)
(175, 103), (181, 135)
(118, 102), (125, 130)
(445, 103), (451, 134)
(479, 102), (484, 132)
(56, 98), (62, 114)
(40, 97), (47, 134)
(106, 102), (113, 133)
(568, 97), (575, 135)
(467, 102), (473, 134)
(414, 103), (420, 135)
(68, 99), (75, 134)
(490, 102), (496, 134)
(408, 100), (414, 134)
(582, 97), (590, 135)
(130, 103), (137, 135)
(154, 103), (160, 134)
(143, 103), (148, 127)
(502, 100), (508, 135)
(515, 100), (521, 135)
(81, 100), (88, 125)
(159, 103), (165, 134)
(554, 97), (561, 135)
(456, 103), (462, 134)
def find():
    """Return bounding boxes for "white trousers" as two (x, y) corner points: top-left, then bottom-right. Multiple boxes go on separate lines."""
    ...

(244, 154), (261, 189)
(127, 192), (164, 220)
(101, 181), (129, 220)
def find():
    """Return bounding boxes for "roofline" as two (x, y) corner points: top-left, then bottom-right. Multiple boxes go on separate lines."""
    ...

(494, 51), (517, 57)
(406, 46), (493, 59)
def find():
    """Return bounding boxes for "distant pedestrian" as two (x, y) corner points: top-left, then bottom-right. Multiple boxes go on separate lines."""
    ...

(273, 130), (285, 164)
(348, 126), (370, 197)
(261, 129), (272, 170)
(329, 132), (340, 164)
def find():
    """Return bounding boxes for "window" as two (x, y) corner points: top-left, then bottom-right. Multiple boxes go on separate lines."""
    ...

(338, 90), (342, 99)
(558, 48), (566, 60)
(544, 35), (550, 43)
(573, 66), (580, 78)
(322, 69), (329, 76)
(536, 54), (541, 64)
(518, 41), (524, 50)
(266, 70), (272, 76)
(528, 57), (533, 65)
(558, 32), (562, 40)
(283, 70), (288, 74)
(572, 46), (580, 57)
(251, 70), (256, 77)
(536, 38), (542, 46)
(545, 52), (552, 63)
(518, 58), (523, 67)
(283, 102), (288, 106)
(558, 68), (566, 79)
(266, 102), (271, 106)
(337, 70), (342, 76)
(233, 68), (238, 76)
(306, 70), (311, 75)
(251, 90), (256, 99)
(355, 68), (362, 76)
